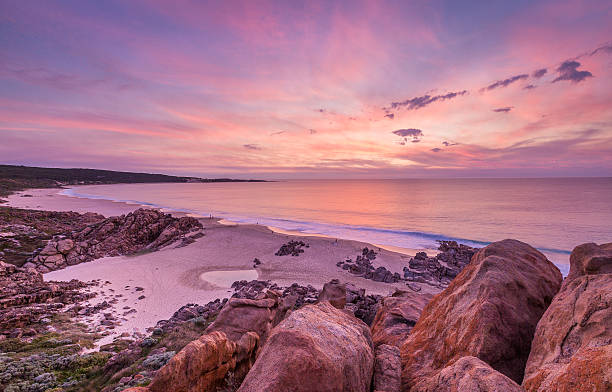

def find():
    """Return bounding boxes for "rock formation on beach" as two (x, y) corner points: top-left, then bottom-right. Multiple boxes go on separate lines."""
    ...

(402, 241), (478, 287)
(27, 208), (203, 272)
(400, 239), (563, 389)
(0, 206), (104, 266)
(336, 242), (478, 288)
(522, 242), (612, 391)
(274, 240), (309, 256)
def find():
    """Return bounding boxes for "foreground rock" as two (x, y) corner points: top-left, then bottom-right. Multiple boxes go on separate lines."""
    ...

(413, 356), (524, 392)
(523, 242), (612, 392)
(373, 344), (402, 392)
(28, 208), (203, 272)
(206, 290), (291, 347)
(238, 301), (374, 392)
(145, 331), (258, 392)
(318, 279), (347, 309)
(371, 290), (432, 347)
(401, 239), (562, 389)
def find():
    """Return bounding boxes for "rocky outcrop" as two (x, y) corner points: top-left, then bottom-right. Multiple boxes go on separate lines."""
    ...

(238, 301), (375, 392)
(28, 208), (203, 272)
(337, 247), (402, 283)
(371, 290), (432, 347)
(206, 290), (290, 347)
(401, 239), (562, 389)
(522, 242), (612, 392)
(413, 356), (524, 392)
(146, 331), (259, 392)
(0, 261), (92, 336)
(318, 278), (346, 309)
(0, 206), (104, 266)
(403, 241), (478, 287)
(373, 344), (402, 392)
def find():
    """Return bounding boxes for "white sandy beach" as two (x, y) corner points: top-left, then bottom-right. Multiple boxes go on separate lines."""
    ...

(7, 188), (437, 346)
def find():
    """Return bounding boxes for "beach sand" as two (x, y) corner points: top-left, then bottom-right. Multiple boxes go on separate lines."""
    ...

(7, 188), (438, 346)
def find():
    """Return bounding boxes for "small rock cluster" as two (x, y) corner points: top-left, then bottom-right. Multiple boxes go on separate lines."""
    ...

(274, 240), (309, 256)
(337, 247), (402, 283)
(26, 208), (204, 272)
(403, 241), (478, 286)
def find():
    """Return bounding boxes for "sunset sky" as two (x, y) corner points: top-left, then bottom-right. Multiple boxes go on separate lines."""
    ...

(1, 0), (611, 179)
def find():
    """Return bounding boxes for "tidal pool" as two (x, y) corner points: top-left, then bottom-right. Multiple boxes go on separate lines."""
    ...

(199, 269), (258, 287)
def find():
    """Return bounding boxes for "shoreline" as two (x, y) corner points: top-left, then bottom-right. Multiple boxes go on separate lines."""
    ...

(6, 187), (437, 347)
(6, 186), (572, 275)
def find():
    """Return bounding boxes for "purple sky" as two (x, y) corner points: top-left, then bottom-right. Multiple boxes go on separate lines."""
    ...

(1, 0), (611, 179)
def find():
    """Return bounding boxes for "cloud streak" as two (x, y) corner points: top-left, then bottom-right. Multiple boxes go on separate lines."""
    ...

(492, 107), (513, 113)
(481, 74), (529, 91)
(387, 90), (468, 112)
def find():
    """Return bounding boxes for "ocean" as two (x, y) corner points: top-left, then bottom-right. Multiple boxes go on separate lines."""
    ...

(62, 178), (612, 275)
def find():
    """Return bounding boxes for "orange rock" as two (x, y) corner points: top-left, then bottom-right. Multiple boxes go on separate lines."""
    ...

(400, 239), (562, 389)
(206, 290), (289, 347)
(318, 279), (347, 309)
(522, 242), (612, 392)
(412, 356), (524, 392)
(148, 331), (258, 392)
(238, 301), (374, 392)
(371, 290), (432, 348)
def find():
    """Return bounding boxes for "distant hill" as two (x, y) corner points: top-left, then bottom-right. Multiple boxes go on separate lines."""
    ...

(0, 164), (263, 199)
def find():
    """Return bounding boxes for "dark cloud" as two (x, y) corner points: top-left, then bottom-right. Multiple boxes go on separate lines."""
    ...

(482, 74), (528, 91)
(431, 148), (442, 152)
(552, 61), (593, 83)
(243, 144), (261, 150)
(492, 107), (513, 113)
(442, 141), (458, 147)
(309, 129), (317, 134)
(270, 130), (286, 136)
(524, 84), (536, 90)
(532, 68), (547, 78)
(393, 128), (423, 144)
(384, 113), (395, 119)
(393, 128), (423, 138)
(387, 90), (468, 111)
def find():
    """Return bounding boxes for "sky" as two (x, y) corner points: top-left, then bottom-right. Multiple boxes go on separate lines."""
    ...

(1, 0), (611, 179)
